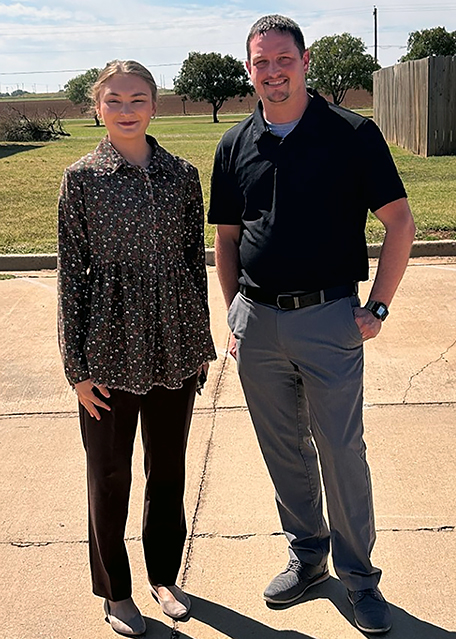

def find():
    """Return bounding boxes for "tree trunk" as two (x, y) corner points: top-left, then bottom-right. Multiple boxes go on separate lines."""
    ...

(212, 102), (219, 124)
(94, 113), (100, 127)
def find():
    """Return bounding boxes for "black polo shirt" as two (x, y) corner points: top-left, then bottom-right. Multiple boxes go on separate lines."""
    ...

(208, 89), (407, 292)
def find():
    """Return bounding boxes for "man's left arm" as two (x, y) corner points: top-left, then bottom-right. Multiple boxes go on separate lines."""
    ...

(354, 196), (416, 340)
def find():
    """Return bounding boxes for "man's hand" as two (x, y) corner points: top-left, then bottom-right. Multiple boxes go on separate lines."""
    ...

(353, 307), (382, 341)
(75, 379), (111, 420)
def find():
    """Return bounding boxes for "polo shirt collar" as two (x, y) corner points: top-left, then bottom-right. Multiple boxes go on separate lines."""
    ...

(252, 88), (328, 143)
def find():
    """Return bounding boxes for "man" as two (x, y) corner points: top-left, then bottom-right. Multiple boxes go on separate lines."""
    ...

(208, 14), (415, 635)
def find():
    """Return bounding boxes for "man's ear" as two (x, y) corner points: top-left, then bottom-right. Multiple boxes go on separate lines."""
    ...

(245, 59), (252, 75)
(302, 49), (310, 74)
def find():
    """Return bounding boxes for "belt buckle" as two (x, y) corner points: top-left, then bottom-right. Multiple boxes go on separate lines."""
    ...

(276, 294), (294, 310)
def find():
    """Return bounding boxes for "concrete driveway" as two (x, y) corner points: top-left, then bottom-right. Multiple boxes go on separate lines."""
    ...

(1, 257), (455, 639)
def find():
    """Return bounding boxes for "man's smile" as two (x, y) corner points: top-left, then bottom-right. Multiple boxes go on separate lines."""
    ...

(264, 78), (288, 86)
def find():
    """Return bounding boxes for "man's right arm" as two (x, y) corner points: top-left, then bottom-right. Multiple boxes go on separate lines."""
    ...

(215, 224), (241, 358)
(215, 224), (242, 309)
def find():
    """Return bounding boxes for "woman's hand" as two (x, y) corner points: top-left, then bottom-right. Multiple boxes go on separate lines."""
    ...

(196, 362), (210, 395)
(74, 379), (111, 421)
(199, 362), (209, 376)
(228, 332), (237, 359)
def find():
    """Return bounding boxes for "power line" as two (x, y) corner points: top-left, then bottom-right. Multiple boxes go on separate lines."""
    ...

(0, 42), (243, 56)
(380, 4), (456, 9)
(380, 2), (456, 7)
(0, 20), (209, 38)
(0, 41), (410, 79)
(0, 63), (182, 77)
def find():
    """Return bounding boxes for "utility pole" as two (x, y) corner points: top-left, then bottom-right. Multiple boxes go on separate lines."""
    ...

(373, 5), (378, 63)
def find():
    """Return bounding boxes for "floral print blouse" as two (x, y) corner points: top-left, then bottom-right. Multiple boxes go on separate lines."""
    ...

(58, 135), (216, 393)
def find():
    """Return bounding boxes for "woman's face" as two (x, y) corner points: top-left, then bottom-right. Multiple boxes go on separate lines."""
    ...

(96, 73), (156, 144)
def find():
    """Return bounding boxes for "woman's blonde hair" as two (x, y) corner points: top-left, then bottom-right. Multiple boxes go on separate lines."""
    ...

(91, 60), (158, 104)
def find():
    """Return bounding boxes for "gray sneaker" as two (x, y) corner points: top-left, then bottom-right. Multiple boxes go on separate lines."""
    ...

(263, 559), (329, 604)
(348, 587), (392, 634)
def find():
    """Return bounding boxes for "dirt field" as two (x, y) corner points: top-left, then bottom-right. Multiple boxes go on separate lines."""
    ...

(0, 89), (373, 120)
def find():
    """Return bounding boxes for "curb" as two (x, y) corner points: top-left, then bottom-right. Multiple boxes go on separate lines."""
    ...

(368, 240), (456, 258)
(0, 241), (455, 272)
(0, 249), (215, 271)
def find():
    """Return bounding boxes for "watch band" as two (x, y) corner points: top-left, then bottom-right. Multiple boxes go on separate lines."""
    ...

(365, 300), (389, 321)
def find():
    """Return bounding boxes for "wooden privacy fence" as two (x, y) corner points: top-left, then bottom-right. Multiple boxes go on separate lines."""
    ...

(373, 56), (456, 156)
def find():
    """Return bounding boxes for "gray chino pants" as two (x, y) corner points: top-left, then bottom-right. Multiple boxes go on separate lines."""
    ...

(228, 292), (381, 591)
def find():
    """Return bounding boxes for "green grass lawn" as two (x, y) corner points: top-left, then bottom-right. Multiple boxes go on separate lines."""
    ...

(0, 114), (455, 253)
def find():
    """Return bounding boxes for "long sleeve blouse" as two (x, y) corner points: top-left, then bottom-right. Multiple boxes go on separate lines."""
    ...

(57, 135), (216, 393)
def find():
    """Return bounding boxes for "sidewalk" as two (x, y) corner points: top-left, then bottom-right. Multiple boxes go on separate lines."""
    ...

(0, 258), (455, 639)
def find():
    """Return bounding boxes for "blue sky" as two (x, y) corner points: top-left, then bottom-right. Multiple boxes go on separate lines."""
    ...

(0, 0), (455, 93)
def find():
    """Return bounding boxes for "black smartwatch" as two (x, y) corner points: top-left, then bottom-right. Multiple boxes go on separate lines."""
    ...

(365, 300), (389, 321)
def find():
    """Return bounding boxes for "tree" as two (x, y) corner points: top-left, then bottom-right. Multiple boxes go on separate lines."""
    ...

(174, 52), (253, 123)
(400, 26), (456, 61)
(307, 33), (380, 106)
(65, 68), (101, 125)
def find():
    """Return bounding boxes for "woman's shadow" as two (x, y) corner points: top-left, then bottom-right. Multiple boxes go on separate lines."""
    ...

(143, 576), (455, 638)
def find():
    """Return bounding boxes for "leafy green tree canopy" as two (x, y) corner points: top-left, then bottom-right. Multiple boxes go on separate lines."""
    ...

(174, 52), (253, 123)
(65, 68), (101, 125)
(401, 26), (456, 61)
(307, 33), (380, 106)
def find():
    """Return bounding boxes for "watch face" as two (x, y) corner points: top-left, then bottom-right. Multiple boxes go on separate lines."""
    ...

(377, 305), (388, 319)
(367, 301), (389, 320)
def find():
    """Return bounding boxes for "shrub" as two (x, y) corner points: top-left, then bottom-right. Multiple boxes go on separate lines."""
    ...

(0, 108), (70, 142)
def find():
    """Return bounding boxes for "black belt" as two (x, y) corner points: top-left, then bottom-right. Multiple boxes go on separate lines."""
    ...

(239, 283), (358, 311)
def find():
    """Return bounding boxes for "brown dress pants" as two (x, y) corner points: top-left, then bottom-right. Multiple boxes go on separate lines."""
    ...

(79, 374), (197, 601)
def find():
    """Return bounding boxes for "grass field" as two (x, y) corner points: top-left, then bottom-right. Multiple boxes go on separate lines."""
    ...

(0, 114), (455, 254)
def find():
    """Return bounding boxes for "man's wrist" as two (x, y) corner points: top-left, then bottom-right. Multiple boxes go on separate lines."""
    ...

(365, 300), (389, 321)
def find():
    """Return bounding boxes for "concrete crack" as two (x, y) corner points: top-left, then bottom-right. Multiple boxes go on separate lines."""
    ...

(180, 333), (230, 590)
(192, 531), (285, 540)
(3, 535), (142, 547)
(212, 405), (249, 412)
(187, 527), (455, 541)
(0, 408), (215, 421)
(378, 525), (455, 533)
(4, 540), (87, 547)
(193, 533), (255, 540)
(402, 338), (456, 403)
(0, 411), (78, 420)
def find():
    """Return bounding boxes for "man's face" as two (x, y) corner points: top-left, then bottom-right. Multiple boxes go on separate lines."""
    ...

(246, 30), (309, 110)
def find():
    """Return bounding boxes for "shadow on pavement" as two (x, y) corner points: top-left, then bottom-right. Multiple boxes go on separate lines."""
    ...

(268, 577), (455, 639)
(130, 616), (175, 638)
(171, 581), (455, 639)
(179, 595), (315, 638)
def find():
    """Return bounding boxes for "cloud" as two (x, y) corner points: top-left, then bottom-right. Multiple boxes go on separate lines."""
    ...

(0, 2), (73, 20)
(0, 0), (454, 90)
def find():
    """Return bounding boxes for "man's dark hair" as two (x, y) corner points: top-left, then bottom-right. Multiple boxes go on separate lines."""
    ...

(246, 14), (306, 60)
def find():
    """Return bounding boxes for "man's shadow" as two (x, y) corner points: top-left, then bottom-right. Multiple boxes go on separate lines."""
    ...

(142, 577), (455, 638)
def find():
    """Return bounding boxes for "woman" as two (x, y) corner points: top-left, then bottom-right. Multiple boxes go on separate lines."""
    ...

(57, 60), (216, 637)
